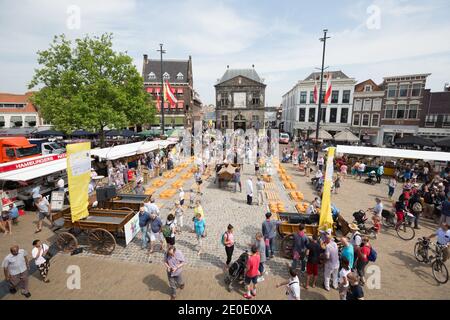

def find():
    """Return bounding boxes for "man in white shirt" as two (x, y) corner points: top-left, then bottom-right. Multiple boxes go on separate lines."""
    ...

(323, 236), (339, 291)
(246, 178), (254, 205)
(371, 198), (383, 218)
(358, 162), (366, 180)
(256, 178), (265, 206)
(2, 245), (31, 297)
(427, 223), (450, 262)
(145, 198), (160, 216)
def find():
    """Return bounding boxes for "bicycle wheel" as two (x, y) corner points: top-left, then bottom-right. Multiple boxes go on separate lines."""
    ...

(414, 242), (427, 263)
(396, 223), (415, 241)
(431, 260), (449, 284)
(382, 217), (394, 228)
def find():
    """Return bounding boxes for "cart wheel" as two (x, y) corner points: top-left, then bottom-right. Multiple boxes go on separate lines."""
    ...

(56, 232), (78, 253)
(281, 234), (295, 259)
(88, 228), (116, 255)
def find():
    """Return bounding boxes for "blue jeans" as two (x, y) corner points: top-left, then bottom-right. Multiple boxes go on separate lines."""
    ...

(388, 186), (395, 197)
(265, 238), (275, 258)
(291, 252), (307, 272)
(140, 226), (149, 248)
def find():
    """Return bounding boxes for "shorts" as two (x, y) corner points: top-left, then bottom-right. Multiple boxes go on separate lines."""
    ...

(165, 237), (175, 245)
(306, 262), (319, 276)
(38, 212), (50, 221)
(244, 275), (258, 285)
(396, 211), (404, 222)
(149, 231), (161, 242)
(2, 215), (10, 222)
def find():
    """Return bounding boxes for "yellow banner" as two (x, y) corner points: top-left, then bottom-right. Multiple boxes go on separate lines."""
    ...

(66, 142), (91, 222)
(319, 147), (335, 232)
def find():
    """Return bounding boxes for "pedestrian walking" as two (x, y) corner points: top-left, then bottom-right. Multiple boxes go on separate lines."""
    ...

(276, 268), (300, 300)
(138, 206), (150, 249)
(194, 169), (203, 195)
(338, 257), (351, 300)
(243, 245), (261, 299)
(194, 212), (205, 256)
(1, 207), (12, 235)
(323, 235), (339, 291)
(164, 246), (186, 300)
(222, 224), (234, 268)
(35, 195), (54, 233)
(317, 156), (324, 171)
(246, 177), (253, 205)
(233, 168), (242, 192)
(173, 201), (184, 233)
(256, 177), (265, 206)
(333, 174), (341, 194)
(162, 214), (176, 250)
(2, 245), (31, 298)
(388, 176), (397, 200)
(355, 236), (371, 285)
(305, 234), (321, 289)
(376, 163), (384, 183)
(148, 212), (164, 254)
(178, 188), (185, 207)
(262, 212), (280, 259)
(31, 240), (50, 283)
(144, 198), (160, 216)
(254, 232), (266, 281)
(340, 237), (355, 270)
(291, 224), (309, 273)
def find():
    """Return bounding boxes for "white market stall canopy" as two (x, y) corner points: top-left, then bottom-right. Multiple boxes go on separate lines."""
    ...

(0, 158), (67, 181)
(90, 140), (176, 161)
(336, 145), (450, 162)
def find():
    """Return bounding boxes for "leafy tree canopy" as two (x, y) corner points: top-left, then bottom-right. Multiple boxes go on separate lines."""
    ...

(29, 33), (155, 142)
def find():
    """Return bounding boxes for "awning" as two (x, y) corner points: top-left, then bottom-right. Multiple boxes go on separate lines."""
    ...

(333, 130), (360, 142)
(335, 145), (450, 162)
(90, 140), (176, 161)
(146, 88), (153, 93)
(0, 158), (66, 181)
(25, 116), (36, 122)
(309, 129), (333, 140)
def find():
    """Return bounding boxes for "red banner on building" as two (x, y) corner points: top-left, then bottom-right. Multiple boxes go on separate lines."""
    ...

(0, 153), (67, 173)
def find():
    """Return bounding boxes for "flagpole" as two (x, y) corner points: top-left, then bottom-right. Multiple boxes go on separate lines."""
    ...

(157, 44), (166, 135)
(315, 29), (330, 141)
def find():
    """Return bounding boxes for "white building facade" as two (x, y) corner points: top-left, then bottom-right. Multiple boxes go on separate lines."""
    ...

(282, 71), (356, 138)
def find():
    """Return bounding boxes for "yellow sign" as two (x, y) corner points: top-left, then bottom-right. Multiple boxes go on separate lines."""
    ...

(66, 142), (91, 222)
(319, 147), (335, 232)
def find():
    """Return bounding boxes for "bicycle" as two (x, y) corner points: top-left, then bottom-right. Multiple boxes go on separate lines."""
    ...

(381, 209), (415, 241)
(414, 237), (448, 284)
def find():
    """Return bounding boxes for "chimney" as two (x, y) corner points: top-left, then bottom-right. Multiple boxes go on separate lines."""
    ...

(227, 65), (229, 69)
(252, 64), (255, 68)
(143, 54), (148, 64)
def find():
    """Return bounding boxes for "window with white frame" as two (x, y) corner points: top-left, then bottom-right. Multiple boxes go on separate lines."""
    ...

(364, 85), (372, 92)
(363, 99), (372, 111)
(353, 114), (360, 126)
(387, 85), (397, 98)
(354, 99), (362, 111)
(176, 72), (184, 80)
(148, 72), (156, 80)
(371, 114), (379, 127)
(425, 115), (437, 127)
(163, 72), (170, 80)
(372, 99), (382, 111)
(300, 91), (307, 104)
(411, 83), (421, 97)
(399, 84), (409, 97)
(396, 104), (406, 119)
(408, 104), (419, 119)
(362, 114), (370, 126)
(385, 105), (394, 118)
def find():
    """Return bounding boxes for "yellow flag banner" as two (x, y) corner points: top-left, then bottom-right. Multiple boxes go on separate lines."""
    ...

(66, 142), (91, 222)
(319, 147), (336, 232)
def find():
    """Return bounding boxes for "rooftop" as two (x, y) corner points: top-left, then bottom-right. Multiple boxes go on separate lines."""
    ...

(216, 68), (264, 85)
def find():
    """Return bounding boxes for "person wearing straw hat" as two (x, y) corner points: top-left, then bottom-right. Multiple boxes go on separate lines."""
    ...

(348, 223), (362, 248)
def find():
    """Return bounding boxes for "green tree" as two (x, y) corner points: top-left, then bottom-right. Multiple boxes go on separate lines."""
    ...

(29, 33), (155, 147)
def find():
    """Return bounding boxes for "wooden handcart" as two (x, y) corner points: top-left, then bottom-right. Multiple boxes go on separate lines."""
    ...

(101, 193), (151, 211)
(51, 206), (136, 255)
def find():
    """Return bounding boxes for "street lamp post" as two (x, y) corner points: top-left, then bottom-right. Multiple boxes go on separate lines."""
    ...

(157, 44), (166, 135)
(315, 29), (330, 141)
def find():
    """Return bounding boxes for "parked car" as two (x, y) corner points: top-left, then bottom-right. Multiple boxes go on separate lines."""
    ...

(279, 133), (290, 144)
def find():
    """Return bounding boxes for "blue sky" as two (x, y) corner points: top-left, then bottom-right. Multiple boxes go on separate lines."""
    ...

(1, 0), (450, 106)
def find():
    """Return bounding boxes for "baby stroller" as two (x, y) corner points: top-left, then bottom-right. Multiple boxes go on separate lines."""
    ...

(364, 171), (377, 185)
(353, 210), (376, 236)
(224, 251), (248, 292)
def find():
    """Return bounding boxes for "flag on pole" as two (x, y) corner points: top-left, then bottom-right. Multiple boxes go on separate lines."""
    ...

(324, 73), (332, 105)
(319, 147), (335, 232)
(164, 80), (178, 106)
(313, 79), (319, 104)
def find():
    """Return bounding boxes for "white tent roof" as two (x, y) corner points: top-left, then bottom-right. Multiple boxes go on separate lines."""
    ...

(336, 145), (450, 162)
(309, 129), (333, 140)
(90, 140), (176, 161)
(0, 158), (67, 181)
(333, 130), (360, 142)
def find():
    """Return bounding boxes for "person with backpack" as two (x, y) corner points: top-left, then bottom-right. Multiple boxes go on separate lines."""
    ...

(163, 214), (176, 250)
(291, 224), (309, 273)
(262, 212), (280, 259)
(222, 224), (234, 268)
(355, 236), (372, 285)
